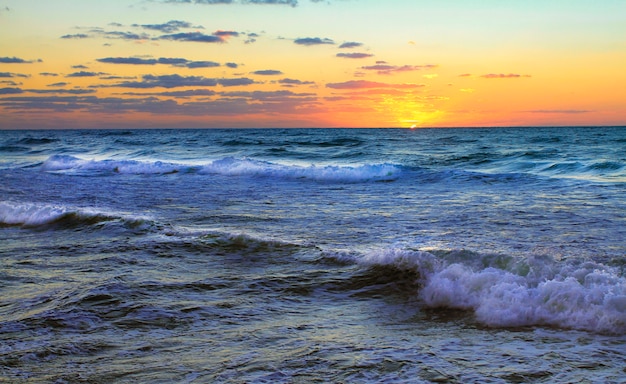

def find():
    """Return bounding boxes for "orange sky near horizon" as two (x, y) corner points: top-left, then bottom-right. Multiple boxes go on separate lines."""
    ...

(1, 0), (625, 129)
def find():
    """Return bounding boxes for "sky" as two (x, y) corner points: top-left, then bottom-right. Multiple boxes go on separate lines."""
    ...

(1, 0), (625, 129)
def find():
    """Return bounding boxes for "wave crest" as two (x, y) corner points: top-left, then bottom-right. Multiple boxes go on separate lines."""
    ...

(40, 155), (402, 182)
(345, 247), (626, 334)
(0, 201), (148, 229)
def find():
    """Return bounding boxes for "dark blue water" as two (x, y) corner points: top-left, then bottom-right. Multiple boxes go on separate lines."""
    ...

(1, 127), (625, 382)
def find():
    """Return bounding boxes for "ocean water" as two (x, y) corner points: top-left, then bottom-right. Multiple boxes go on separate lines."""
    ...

(1, 127), (625, 383)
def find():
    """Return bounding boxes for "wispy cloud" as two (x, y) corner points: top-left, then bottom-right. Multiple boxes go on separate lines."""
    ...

(101, 31), (151, 40)
(338, 42), (363, 49)
(0, 87), (23, 95)
(480, 73), (531, 79)
(158, 32), (223, 43)
(214, 30), (240, 38)
(133, 20), (202, 33)
(110, 74), (257, 88)
(119, 89), (218, 98)
(66, 71), (107, 78)
(159, 0), (302, 6)
(28, 88), (97, 95)
(326, 80), (425, 89)
(252, 70), (283, 76)
(526, 109), (591, 114)
(0, 56), (40, 64)
(0, 72), (30, 78)
(294, 37), (334, 46)
(361, 64), (438, 75)
(221, 90), (315, 100)
(97, 57), (221, 69)
(277, 78), (315, 86)
(60, 33), (90, 39)
(336, 53), (373, 59)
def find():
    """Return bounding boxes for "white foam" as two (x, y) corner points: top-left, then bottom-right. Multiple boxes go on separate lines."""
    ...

(0, 201), (147, 228)
(201, 157), (401, 182)
(0, 201), (72, 226)
(41, 155), (185, 174)
(359, 247), (626, 334)
(40, 155), (401, 182)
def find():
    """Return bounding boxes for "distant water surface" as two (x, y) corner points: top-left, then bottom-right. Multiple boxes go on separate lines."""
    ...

(1, 127), (625, 382)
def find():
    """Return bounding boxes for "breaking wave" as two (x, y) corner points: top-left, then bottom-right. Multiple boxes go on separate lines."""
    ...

(0, 201), (150, 229)
(40, 155), (402, 182)
(335, 248), (626, 335)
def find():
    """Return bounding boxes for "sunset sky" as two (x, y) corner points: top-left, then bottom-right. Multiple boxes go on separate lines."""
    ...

(1, 0), (625, 129)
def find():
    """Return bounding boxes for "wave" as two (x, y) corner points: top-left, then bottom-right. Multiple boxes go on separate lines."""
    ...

(200, 157), (401, 182)
(40, 155), (192, 175)
(17, 137), (59, 145)
(40, 155), (402, 182)
(0, 201), (150, 229)
(333, 248), (626, 335)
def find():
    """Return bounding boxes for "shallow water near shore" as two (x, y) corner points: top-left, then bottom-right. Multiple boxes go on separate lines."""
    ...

(1, 127), (625, 382)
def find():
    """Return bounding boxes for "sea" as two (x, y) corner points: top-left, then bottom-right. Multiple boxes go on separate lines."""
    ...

(0, 127), (625, 383)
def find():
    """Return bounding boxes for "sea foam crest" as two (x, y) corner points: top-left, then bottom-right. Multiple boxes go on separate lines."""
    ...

(0, 201), (147, 228)
(41, 155), (186, 174)
(358, 248), (626, 334)
(41, 155), (402, 182)
(202, 157), (401, 182)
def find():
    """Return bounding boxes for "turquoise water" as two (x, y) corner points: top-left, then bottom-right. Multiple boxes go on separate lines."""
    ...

(1, 127), (625, 382)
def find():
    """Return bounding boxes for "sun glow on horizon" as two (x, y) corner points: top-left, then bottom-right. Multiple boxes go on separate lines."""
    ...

(0, 0), (624, 129)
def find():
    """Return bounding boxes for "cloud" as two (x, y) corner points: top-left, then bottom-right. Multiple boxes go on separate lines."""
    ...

(72, 65), (89, 69)
(113, 74), (219, 88)
(0, 56), (36, 64)
(221, 90), (315, 100)
(339, 42), (363, 49)
(214, 30), (239, 38)
(244, 32), (259, 44)
(526, 109), (591, 114)
(480, 73), (531, 79)
(158, 32), (223, 43)
(102, 31), (151, 40)
(97, 56), (222, 69)
(218, 77), (256, 87)
(252, 69), (283, 76)
(245, 0), (298, 5)
(47, 82), (69, 87)
(186, 61), (221, 68)
(66, 71), (106, 77)
(119, 89), (217, 98)
(160, 0), (300, 5)
(0, 95), (174, 113)
(294, 37), (334, 46)
(40, 72), (59, 77)
(110, 74), (256, 88)
(277, 78), (315, 85)
(458, 73), (472, 77)
(226, 62), (239, 68)
(0, 87), (23, 95)
(361, 64), (438, 75)
(98, 57), (158, 65)
(0, 93), (318, 117)
(0, 72), (30, 78)
(326, 80), (425, 90)
(336, 52), (373, 59)
(134, 20), (200, 33)
(60, 33), (90, 39)
(27, 89), (97, 95)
